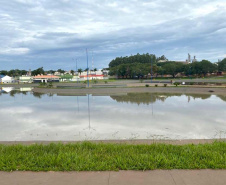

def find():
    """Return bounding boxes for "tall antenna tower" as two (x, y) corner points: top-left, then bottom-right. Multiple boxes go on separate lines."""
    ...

(92, 51), (94, 71)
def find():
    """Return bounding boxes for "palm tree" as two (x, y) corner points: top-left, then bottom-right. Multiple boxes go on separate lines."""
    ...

(78, 68), (83, 75)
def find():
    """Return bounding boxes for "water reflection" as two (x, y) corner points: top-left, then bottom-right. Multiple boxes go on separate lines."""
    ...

(110, 93), (212, 105)
(0, 90), (225, 141)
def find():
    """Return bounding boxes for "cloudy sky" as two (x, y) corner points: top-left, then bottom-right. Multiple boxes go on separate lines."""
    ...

(1, 0), (226, 70)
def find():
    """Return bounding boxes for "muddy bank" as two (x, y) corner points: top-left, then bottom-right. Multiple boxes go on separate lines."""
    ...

(32, 86), (226, 96)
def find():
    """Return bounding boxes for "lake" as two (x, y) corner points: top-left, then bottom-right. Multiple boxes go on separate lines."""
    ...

(0, 88), (226, 141)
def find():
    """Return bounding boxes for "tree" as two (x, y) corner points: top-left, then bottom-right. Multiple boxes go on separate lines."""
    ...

(109, 53), (158, 68)
(218, 58), (226, 71)
(0, 70), (8, 75)
(57, 69), (65, 74)
(32, 67), (45, 76)
(71, 70), (75, 75)
(162, 62), (184, 78)
(47, 70), (56, 74)
(199, 60), (217, 76)
(78, 68), (83, 75)
(156, 66), (165, 77)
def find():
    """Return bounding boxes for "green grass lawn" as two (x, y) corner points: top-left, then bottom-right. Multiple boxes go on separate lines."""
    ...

(0, 142), (225, 171)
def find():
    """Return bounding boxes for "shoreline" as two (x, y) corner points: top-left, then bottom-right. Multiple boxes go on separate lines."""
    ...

(32, 86), (226, 95)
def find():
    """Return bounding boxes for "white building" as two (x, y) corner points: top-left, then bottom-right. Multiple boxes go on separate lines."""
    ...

(33, 75), (60, 83)
(0, 75), (14, 83)
(19, 76), (33, 83)
(79, 74), (104, 80)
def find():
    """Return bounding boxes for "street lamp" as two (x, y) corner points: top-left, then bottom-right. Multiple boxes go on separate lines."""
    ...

(86, 48), (89, 87)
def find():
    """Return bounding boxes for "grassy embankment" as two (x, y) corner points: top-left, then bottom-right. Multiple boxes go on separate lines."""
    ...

(0, 142), (225, 171)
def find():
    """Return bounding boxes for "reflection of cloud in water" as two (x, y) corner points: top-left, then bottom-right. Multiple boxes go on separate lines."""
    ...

(0, 93), (225, 141)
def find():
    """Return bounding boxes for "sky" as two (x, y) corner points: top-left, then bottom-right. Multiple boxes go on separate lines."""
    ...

(0, 0), (226, 70)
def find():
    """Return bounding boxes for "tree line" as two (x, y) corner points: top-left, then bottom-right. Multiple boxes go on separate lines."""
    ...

(0, 67), (98, 76)
(109, 53), (226, 78)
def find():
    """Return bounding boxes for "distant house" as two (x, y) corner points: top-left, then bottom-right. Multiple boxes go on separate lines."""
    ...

(19, 76), (33, 83)
(71, 75), (80, 82)
(158, 60), (168, 63)
(0, 75), (14, 83)
(33, 75), (60, 83)
(59, 74), (73, 82)
(79, 74), (104, 80)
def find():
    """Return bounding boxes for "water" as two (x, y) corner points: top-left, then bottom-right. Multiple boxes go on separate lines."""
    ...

(0, 89), (226, 141)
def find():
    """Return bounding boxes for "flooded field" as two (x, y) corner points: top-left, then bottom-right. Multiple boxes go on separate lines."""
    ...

(0, 88), (226, 141)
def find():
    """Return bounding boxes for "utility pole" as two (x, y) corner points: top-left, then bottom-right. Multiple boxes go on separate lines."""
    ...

(92, 50), (94, 72)
(151, 55), (153, 82)
(76, 59), (78, 85)
(86, 48), (89, 87)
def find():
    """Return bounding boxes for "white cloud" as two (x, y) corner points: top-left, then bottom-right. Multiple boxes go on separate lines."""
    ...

(0, 47), (30, 55)
(0, 0), (226, 69)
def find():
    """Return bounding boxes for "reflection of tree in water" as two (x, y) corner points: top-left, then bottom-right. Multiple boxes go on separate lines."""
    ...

(0, 90), (53, 99)
(216, 95), (226, 102)
(32, 92), (46, 99)
(111, 93), (166, 105)
(9, 90), (23, 97)
(110, 93), (212, 105)
(0, 90), (28, 96)
(0, 91), (7, 95)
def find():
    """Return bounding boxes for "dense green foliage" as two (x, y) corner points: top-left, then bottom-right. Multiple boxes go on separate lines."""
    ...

(218, 58), (226, 72)
(108, 53), (222, 78)
(0, 69), (27, 76)
(0, 56), (225, 78)
(0, 142), (225, 171)
(31, 67), (45, 76)
(109, 63), (158, 78)
(109, 53), (164, 68)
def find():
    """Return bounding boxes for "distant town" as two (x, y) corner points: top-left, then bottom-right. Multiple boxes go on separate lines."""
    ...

(0, 53), (226, 84)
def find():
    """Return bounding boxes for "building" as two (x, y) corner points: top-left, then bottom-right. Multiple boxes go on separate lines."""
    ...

(71, 76), (80, 82)
(59, 74), (73, 82)
(33, 75), (60, 83)
(158, 60), (168, 63)
(0, 75), (14, 83)
(0, 75), (5, 81)
(19, 76), (33, 83)
(79, 74), (104, 80)
(186, 53), (191, 63)
(192, 56), (197, 63)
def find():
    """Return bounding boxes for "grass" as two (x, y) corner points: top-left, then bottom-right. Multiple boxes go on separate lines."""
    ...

(0, 142), (225, 171)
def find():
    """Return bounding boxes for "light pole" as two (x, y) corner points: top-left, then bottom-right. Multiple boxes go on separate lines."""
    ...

(76, 59), (78, 85)
(151, 55), (153, 82)
(86, 48), (89, 87)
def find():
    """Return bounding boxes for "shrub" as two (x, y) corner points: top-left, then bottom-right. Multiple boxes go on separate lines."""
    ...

(174, 82), (180, 87)
(104, 81), (108, 84)
(164, 84), (167, 87)
(39, 82), (46, 87)
(48, 82), (53, 88)
(145, 84), (149, 87)
(155, 84), (158, 87)
(140, 79), (143, 83)
(190, 82), (194, 85)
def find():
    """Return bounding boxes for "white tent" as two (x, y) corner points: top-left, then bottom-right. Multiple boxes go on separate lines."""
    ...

(0, 75), (14, 83)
